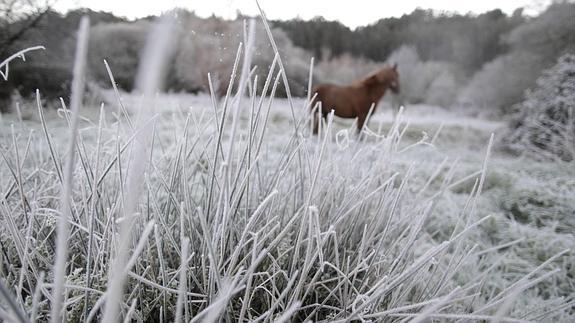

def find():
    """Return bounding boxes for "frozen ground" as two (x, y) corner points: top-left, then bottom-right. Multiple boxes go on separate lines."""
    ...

(0, 91), (573, 321)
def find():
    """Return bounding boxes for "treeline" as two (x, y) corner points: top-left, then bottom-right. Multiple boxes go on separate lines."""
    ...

(2, 2), (575, 115)
(0, 9), (125, 63)
(274, 2), (575, 113)
(273, 8), (523, 73)
(0, 7), (313, 111)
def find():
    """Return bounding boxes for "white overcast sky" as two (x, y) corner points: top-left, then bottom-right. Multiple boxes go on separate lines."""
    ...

(54, 0), (551, 29)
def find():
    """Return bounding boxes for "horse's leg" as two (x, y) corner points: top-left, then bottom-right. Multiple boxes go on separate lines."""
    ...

(322, 111), (330, 132)
(357, 112), (367, 135)
(312, 102), (322, 135)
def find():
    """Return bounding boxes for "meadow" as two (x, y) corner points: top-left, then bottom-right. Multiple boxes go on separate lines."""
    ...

(0, 13), (574, 323)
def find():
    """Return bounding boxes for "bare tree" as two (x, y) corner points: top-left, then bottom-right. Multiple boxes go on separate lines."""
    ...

(0, 0), (52, 57)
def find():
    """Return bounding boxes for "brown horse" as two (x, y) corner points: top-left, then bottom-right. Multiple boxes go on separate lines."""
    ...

(311, 64), (400, 134)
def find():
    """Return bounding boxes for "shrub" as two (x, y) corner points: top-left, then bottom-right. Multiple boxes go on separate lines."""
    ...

(0, 62), (72, 113)
(385, 45), (421, 103)
(457, 2), (575, 114)
(505, 2), (575, 64)
(425, 69), (458, 107)
(386, 45), (460, 106)
(174, 15), (311, 97)
(314, 53), (380, 85)
(88, 21), (150, 90)
(265, 28), (312, 97)
(503, 53), (575, 162)
(456, 52), (542, 114)
(173, 16), (238, 95)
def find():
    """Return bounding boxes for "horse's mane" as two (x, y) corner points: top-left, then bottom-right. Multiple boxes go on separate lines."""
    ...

(355, 65), (393, 87)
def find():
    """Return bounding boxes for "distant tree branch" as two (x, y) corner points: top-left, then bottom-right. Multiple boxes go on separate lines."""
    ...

(0, 45), (45, 80)
(0, 0), (52, 56)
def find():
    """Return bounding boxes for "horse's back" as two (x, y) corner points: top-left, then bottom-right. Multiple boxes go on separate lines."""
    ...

(312, 83), (357, 117)
(312, 83), (336, 99)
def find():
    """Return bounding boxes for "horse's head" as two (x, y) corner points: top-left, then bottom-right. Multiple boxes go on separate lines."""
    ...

(387, 63), (400, 94)
(364, 64), (400, 94)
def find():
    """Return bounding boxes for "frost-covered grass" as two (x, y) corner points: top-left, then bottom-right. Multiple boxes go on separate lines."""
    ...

(1, 12), (574, 323)
(1, 89), (574, 322)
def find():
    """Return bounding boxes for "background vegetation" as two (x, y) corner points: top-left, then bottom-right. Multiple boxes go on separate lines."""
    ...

(2, 1), (575, 114)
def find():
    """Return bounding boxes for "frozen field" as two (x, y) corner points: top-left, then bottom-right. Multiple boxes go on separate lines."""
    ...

(0, 91), (573, 321)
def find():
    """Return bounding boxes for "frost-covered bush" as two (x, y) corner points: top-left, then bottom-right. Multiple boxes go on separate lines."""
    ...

(173, 16), (239, 95)
(504, 53), (575, 162)
(255, 27), (311, 97)
(88, 21), (150, 90)
(2, 64), (72, 99)
(411, 61), (457, 105)
(314, 53), (380, 85)
(456, 52), (542, 114)
(425, 70), (458, 107)
(386, 45), (460, 106)
(0, 46), (64, 112)
(386, 45), (421, 103)
(457, 3), (575, 114)
(174, 15), (311, 97)
(505, 2), (575, 66)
